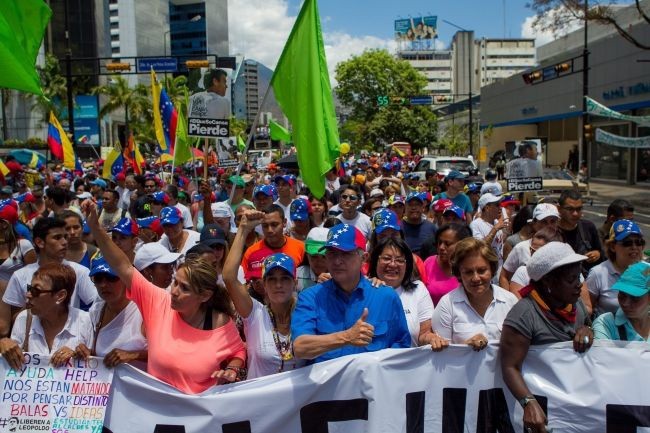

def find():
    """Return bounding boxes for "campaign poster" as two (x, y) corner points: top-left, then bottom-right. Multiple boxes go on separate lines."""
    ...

(187, 68), (233, 121)
(394, 16), (437, 51)
(215, 137), (239, 168)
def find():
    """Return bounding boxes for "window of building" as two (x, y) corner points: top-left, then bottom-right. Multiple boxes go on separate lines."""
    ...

(109, 9), (118, 17)
(111, 47), (120, 54)
(110, 34), (119, 41)
(110, 21), (119, 29)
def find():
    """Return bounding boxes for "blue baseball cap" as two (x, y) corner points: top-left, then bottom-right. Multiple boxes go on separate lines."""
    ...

(466, 182), (482, 193)
(136, 216), (163, 236)
(151, 191), (170, 205)
(110, 218), (139, 237)
(160, 206), (183, 226)
(612, 262), (650, 297)
(405, 191), (426, 203)
(262, 253), (296, 278)
(372, 209), (401, 235)
(90, 179), (108, 189)
(611, 219), (643, 241)
(89, 257), (118, 278)
(443, 205), (465, 220)
(253, 184), (278, 200)
(445, 170), (466, 181)
(290, 198), (310, 221)
(381, 163), (393, 171)
(320, 223), (366, 252)
(274, 175), (294, 186)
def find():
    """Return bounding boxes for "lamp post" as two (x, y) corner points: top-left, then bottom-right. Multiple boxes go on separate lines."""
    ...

(443, 19), (474, 157)
(580, 0), (589, 176)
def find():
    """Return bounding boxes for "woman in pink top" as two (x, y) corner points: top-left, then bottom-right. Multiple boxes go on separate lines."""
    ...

(84, 201), (246, 394)
(424, 223), (472, 305)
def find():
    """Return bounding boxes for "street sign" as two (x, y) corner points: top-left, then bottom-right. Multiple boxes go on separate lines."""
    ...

(410, 96), (433, 106)
(136, 58), (178, 73)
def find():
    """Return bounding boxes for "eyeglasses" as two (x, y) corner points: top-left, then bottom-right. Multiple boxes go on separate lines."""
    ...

(561, 206), (583, 213)
(340, 194), (359, 202)
(92, 274), (120, 284)
(378, 255), (407, 266)
(27, 284), (55, 297)
(618, 238), (646, 248)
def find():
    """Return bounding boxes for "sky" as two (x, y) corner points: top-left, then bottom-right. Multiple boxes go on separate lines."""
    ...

(228, 0), (576, 80)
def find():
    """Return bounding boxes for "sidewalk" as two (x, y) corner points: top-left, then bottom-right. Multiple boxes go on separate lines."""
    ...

(588, 179), (650, 209)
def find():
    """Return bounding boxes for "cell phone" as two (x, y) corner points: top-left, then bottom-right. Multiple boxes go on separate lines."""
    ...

(501, 207), (509, 221)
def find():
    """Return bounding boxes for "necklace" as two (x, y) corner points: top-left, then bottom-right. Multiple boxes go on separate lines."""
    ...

(266, 304), (295, 372)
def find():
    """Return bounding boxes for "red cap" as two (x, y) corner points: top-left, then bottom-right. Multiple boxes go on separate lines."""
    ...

(432, 198), (453, 213)
(0, 204), (18, 224)
(115, 173), (126, 182)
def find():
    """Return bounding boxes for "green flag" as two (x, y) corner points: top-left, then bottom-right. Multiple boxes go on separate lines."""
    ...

(270, 0), (339, 198)
(0, 0), (52, 95)
(269, 119), (292, 143)
(173, 103), (192, 165)
(237, 134), (246, 152)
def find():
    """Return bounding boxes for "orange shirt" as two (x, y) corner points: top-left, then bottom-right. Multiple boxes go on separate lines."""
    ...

(128, 271), (246, 394)
(241, 237), (305, 279)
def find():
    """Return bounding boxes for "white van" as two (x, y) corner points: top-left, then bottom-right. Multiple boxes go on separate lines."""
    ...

(412, 156), (477, 180)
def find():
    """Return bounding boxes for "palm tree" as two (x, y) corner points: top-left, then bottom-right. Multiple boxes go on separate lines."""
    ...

(32, 53), (67, 122)
(92, 76), (148, 141)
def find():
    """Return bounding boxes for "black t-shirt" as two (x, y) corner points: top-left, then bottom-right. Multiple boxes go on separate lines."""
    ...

(560, 219), (603, 272)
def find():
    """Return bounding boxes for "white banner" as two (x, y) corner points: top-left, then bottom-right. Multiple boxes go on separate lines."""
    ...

(101, 342), (650, 433)
(0, 354), (114, 433)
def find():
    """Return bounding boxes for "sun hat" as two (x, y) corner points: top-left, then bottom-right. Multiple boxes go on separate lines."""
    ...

(527, 242), (588, 281)
(320, 223), (366, 252)
(612, 262), (650, 297)
(134, 242), (181, 271)
(372, 208), (401, 234)
(262, 253), (296, 278)
(609, 219), (643, 241)
(305, 227), (329, 255)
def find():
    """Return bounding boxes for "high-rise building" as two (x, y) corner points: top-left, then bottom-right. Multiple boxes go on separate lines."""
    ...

(232, 59), (285, 126)
(168, 0), (229, 58)
(396, 50), (452, 95)
(477, 38), (536, 87)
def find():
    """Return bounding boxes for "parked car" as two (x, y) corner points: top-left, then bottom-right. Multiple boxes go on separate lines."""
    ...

(412, 156), (477, 180)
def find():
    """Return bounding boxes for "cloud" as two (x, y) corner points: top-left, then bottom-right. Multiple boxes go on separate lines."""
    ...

(520, 8), (582, 47)
(228, 0), (395, 85)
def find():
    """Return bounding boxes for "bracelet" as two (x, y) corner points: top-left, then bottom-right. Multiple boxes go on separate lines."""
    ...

(225, 366), (242, 373)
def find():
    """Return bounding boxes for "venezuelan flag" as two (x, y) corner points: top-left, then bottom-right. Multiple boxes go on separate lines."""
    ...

(103, 145), (124, 179)
(124, 134), (145, 175)
(47, 112), (76, 169)
(151, 69), (177, 154)
(0, 159), (10, 177)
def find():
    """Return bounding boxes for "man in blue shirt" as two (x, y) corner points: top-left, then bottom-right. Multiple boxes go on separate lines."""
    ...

(402, 192), (437, 255)
(292, 223), (411, 363)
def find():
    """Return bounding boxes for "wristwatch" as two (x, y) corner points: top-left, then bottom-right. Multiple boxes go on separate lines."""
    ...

(518, 395), (536, 408)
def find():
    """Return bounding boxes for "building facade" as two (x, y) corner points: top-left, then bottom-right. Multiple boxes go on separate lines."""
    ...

(397, 50), (452, 95)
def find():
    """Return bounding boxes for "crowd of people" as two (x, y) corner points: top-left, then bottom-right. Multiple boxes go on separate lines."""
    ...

(0, 153), (647, 432)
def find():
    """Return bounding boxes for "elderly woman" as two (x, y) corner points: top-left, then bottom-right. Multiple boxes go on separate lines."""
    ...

(0, 263), (93, 369)
(432, 238), (518, 350)
(500, 242), (593, 433)
(75, 258), (148, 367)
(223, 209), (307, 379)
(423, 223), (472, 305)
(83, 200), (246, 394)
(367, 237), (446, 350)
(593, 262), (650, 341)
(588, 219), (644, 316)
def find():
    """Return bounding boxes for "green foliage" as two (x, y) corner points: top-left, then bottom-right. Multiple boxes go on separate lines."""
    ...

(32, 53), (67, 121)
(334, 49), (437, 151)
(92, 76), (149, 143)
(437, 123), (479, 155)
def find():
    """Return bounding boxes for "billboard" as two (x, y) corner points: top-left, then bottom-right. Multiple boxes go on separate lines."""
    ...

(60, 95), (100, 146)
(394, 16), (437, 51)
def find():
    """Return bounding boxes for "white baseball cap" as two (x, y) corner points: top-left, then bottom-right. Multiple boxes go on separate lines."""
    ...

(531, 203), (560, 221)
(134, 242), (181, 271)
(478, 193), (502, 210)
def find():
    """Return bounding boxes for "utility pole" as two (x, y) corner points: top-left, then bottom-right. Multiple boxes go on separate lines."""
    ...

(580, 0), (589, 174)
(64, 0), (75, 144)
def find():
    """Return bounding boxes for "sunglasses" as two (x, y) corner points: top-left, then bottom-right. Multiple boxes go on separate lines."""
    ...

(340, 194), (359, 202)
(27, 284), (55, 297)
(92, 274), (120, 284)
(618, 238), (646, 248)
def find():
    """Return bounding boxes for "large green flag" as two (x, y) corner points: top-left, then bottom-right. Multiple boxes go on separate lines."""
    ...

(173, 103), (192, 166)
(269, 119), (292, 143)
(0, 0), (52, 95)
(270, 0), (339, 198)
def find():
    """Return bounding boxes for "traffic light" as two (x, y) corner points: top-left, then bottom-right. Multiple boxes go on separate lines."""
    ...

(186, 60), (210, 69)
(377, 95), (389, 107)
(105, 62), (131, 72)
(584, 123), (592, 140)
(434, 95), (452, 104)
(522, 70), (542, 85)
(554, 62), (571, 74)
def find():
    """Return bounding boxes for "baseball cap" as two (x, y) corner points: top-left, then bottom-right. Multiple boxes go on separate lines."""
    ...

(160, 206), (183, 226)
(305, 227), (329, 255)
(372, 208), (401, 234)
(369, 188), (384, 198)
(405, 191), (425, 203)
(227, 175), (245, 188)
(500, 194), (521, 208)
(612, 262), (650, 297)
(110, 218), (139, 237)
(443, 205), (465, 220)
(151, 191), (170, 205)
(445, 170), (466, 181)
(290, 198), (310, 222)
(532, 203), (560, 221)
(134, 242), (181, 271)
(200, 224), (227, 247)
(610, 219), (643, 241)
(211, 202), (233, 219)
(136, 216), (163, 236)
(89, 257), (118, 278)
(253, 184), (278, 200)
(527, 242), (587, 281)
(388, 195), (405, 206)
(466, 183), (482, 194)
(478, 193), (502, 210)
(262, 253), (296, 278)
(114, 173), (126, 182)
(432, 198), (453, 213)
(90, 179), (108, 189)
(480, 182), (503, 196)
(273, 175), (294, 186)
(0, 203), (18, 224)
(15, 192), (36, 204)
(381, 163), (393, 171)
(320, 223), (366, 252)
(76, 192), (93, 201)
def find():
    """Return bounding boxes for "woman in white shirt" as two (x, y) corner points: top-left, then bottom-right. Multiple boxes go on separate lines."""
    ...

(432, 237), (517, 350)
(74, 258), (147, 368)
(0, 263), (92, 369)
(223, 209), (306, 379)
(367, 237), (447, 350)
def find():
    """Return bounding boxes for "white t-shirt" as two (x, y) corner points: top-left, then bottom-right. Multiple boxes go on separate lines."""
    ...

(89, 300), (147, 357)
(273, 199), (293, 232)
(470, 217), (505, 267)
(502, 239), (532, 273)
(511, 266), (530, 287)
(431, 284), (518, 344)
(395, 281), (434, 347)
(3, 260), (98, 309)
(337, 212), (372, 238)
(175, 203), (194, 229)
(189, 91), (231, 119)
(325, 177), (340, 194)
(116, 186), (131, 211)
(158, 230), (201, 255)
(11, 307), (93, 354)
(0, 239), (34, 282)
(243, 299), (306, 379)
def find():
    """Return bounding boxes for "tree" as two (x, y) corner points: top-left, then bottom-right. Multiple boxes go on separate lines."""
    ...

(335, 49), (437, 151)
(528, 0), (650, 49)
(92, 76), (148, 143)
(32, 53), (67, 121)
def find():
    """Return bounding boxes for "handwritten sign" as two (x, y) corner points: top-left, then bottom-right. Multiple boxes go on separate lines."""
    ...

(0, 353), (113, 433)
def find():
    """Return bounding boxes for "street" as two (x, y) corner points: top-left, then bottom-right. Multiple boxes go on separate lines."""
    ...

(581, 197), (650, 237)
